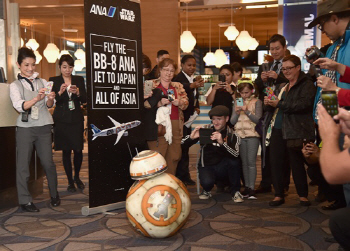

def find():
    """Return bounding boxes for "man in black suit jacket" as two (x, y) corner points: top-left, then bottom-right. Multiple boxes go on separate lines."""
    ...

(254, 34), (289, 194)
(173, 55), (204, 185)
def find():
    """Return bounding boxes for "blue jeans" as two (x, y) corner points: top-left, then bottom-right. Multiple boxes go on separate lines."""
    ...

(198, 157), (241, 196)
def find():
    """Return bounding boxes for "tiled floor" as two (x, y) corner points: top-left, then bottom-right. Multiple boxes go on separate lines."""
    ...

(0, 144), (341, 251)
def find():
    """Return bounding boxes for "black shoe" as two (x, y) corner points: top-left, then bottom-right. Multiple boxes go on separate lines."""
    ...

(300, 200), (311, 206)
(67, 183), (77, 193)
(21, 202), (40, 212)
(269, 198), (285, 207)
(183, 179), (195, 186)
(51, 194), (61, 207)
(315, 192), (327, 202)
(241, 187), (250, 198)
(74, 178), (85, 189)
(322, 201), (346, 210)
(255, 186), (272, 194)
(324, 236), (337, 243)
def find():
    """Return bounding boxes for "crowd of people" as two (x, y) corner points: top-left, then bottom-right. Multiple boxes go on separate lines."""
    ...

(9, 0), (350, 249)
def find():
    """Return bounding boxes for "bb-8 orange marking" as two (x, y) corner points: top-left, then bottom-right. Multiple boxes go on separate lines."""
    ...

(141, 185), (182, 227)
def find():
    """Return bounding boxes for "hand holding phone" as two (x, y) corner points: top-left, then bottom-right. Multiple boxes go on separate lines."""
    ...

(45, 81), (54, 95)
(167, 89), (175, 102)
(218, 74), (226, 86)
(321, 90), (339, 119)
(144, 81), (153, 96)
(261, 63), (269, 72)
(236, 97), (244, 107)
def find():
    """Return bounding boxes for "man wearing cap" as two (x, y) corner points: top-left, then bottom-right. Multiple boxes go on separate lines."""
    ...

(181, 105), (243, 202)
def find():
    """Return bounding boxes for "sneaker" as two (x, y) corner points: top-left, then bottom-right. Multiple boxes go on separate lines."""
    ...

(248, 189), (257, 200)
(241, 187), (250, 198)
(233, 191), (244, 203)
(199, 190), (212, 200)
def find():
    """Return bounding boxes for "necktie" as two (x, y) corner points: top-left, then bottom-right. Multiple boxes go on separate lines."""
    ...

(272, 61), (280, 72)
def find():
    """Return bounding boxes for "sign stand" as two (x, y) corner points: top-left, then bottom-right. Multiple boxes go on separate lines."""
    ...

(83, 0), (144, 214)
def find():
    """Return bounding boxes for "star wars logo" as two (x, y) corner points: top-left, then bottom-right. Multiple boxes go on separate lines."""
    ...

(120, 9), (135, 22)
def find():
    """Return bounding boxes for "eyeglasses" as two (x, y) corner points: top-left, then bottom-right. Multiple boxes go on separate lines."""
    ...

(281, 66), (296, 72)
(317, 17), (329, 31)
(161, 68), (175, 74)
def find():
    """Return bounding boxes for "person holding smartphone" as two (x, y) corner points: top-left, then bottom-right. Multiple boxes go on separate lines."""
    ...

(173, 55), (203, 186)
(9, 47), (60, 212)
(182, 105), (242, 202)
(145, 58), (189, 175)
(50, 54), (87, 193)
(205, 64), (241, 117)
(264, 55), (316, 207)
(230, 81), (262, 199)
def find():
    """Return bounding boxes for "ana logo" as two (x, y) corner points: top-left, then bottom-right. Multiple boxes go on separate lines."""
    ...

(90, 4), (116, 18)
(120, 8), (135, 22)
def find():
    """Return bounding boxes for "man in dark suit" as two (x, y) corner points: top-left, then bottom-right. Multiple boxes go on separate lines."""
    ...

(174, 55), (204, 185)
(148, 50), (170, 80)
(254, 34), (289, 194)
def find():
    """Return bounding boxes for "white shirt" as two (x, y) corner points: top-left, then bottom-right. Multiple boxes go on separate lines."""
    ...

(182, 71), (196, 96)
(10, 78), (53, 113)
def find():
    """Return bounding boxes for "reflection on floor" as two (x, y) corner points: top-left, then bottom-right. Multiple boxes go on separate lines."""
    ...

(0, 144), (341, 251)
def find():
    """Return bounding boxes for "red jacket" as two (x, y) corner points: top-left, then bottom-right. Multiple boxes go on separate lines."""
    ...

(339, 66), (350, 107)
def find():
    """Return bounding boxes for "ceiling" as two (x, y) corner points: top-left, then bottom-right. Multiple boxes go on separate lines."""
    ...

(13, 0), (278, 49)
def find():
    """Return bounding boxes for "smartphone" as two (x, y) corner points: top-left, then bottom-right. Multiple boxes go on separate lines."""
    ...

(262, 63), (269, 72)
(236, 97), (244, 107)
(144, 80), (153, 96)
(315, 65), (323, 78)
(321, 90), (339, 117)
(199, 128), (213, 145)
(219, 74), (226, 83)
(45, 81), (54, 95)
(167, 89), (175, 102)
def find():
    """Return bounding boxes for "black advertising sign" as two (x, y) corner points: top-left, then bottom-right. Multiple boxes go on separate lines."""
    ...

(84, 0), (145, 208)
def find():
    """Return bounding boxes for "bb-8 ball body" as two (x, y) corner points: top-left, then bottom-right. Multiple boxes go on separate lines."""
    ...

(126, 173), (191, 238)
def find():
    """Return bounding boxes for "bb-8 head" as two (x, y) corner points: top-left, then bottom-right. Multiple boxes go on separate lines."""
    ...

(129, 150), (167, 180)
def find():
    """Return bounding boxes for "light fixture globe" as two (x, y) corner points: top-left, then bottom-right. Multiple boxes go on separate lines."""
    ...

(74, 48), (85, 60)
(203, 52), (216, 66)
(34, 51), (42, 64)
(214, 49), (227, 68)
(180, 30), (196, 53)
(26, 38), (39, 51)
(224, 26), (239, 41)
(74, 59), (84, 71)
(249, 37), (259, 50)
(58, 50), (70, 60)
(236, 31), (253, 52)
(43, 43), (60, 63)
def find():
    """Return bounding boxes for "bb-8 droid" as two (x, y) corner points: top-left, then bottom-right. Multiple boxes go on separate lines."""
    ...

(126, 150), (191, 238)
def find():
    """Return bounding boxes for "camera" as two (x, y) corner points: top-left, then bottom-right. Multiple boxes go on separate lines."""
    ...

(21, 111), (29, 122)
(306, 47), (321, 61)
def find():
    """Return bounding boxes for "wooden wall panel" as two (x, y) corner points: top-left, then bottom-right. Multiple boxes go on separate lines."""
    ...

(140, 0), (180, 70)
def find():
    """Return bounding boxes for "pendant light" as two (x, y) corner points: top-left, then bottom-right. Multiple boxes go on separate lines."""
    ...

(214, 26), (228, 68)
(58, 16), (70, 59)
(203, 20), (216, 66)
(180, 2), (196, 53)
(43, 25), (60, 63)
(236, 18), (253, 51)
(34, 50), (42, 64)
(74, 59), (84, 71)
(248, 24), (259, 50)
(74, 32), (85, 60)
(26, 25), (39, 51)
(224, 1), (239, 41)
